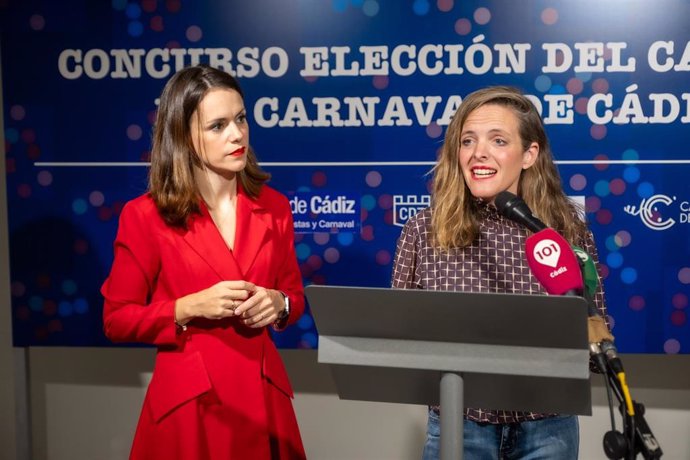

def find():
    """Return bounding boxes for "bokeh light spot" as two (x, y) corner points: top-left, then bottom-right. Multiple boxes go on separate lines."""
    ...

(373, 75), (389, 90)
(621, 267), (637, 284)
(672, 293), (688, 310)
(361, 194), (376, 211)
(637, 182), (654, 198)
(614, 230), (631, 247)
(628, 295), (645, 311)
(678, 267), (690, 284)
(566, 78), (583, 95)
(585, 196), (601, 213)
(623, 166), (640, 183)
(324, 247), (340, 263)
(10, 105), (26, 121)
(62, 279), (78, 295)
(74, 298), (89, 314)
(376, 250), (391, 265)
(72, 199), (88, 214)
(663, 339), (680, 354)
(362, 0), (380, 16)
(127, 124), (143, 140)
(365, 171), (382, 187)
(592, 78), (609, 93)
(622, 149), (639, 161)
(412, 0), (430, 16)
(89, 191), (105, 207)
(58, 301), (73, 317)
(426, 122), (443, 138)
(296, 243), (311, 260)
(378, 194), (393, 210)
(337, 232), (354, 246)
(671, 310), (688, 327)
(125, 3), (142, 18)
(569, 174), (586, 191)
(594, 180), (610, 197)
(312, 171), (327, 187)
(437, 0), (453, 12)
(596, 209), (612, 225)
(29, 14), (46, 30)
(534, 75), (552, 92)
(313, 233), (330, 245)
(609, 178), (626, 195)
(128, 21), (144, 37)
(454, 18), (472, 35)
(590, 124), (607, 140)
(473, 7), (491, 25)
(186, 25), (203, 42)
(37, 170), (53, 187)
(606, 251), (623, 268)
(541, 7), (558, 25)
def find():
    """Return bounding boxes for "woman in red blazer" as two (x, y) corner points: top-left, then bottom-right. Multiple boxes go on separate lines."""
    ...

(101, 65), (306, 459)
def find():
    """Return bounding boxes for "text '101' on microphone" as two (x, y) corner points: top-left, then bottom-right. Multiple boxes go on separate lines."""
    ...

(524, 228), (584, 296)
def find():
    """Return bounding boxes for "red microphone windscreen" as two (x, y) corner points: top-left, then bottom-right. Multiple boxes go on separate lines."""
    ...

(525, 228), (584, 295)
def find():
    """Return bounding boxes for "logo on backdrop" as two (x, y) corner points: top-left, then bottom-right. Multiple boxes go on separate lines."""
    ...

(623, 194), (690, 231)
(289, 192), (360, 233)
(393, 194), (430, 227)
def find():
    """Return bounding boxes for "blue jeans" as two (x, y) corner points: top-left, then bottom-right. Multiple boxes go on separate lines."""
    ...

(421, 409), (579, 460)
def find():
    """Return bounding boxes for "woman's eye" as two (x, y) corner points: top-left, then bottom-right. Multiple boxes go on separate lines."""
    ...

(237, 114), (247, 124)
(461, 138), (472, 146)
(211, 122), (224, 131)
(495, 138), (507, 146)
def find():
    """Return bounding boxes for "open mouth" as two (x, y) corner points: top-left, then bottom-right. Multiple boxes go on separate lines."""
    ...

(471, 167), (497, 178)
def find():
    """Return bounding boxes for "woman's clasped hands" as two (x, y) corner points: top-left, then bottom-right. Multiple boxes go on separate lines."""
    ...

(174, 280), (286, 328)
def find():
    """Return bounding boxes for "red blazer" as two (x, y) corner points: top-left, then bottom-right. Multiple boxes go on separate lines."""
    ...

(102, 185), (306, 459)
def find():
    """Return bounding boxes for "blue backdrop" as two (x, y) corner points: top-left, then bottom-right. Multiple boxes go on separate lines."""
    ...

(2, 0), (689, 352)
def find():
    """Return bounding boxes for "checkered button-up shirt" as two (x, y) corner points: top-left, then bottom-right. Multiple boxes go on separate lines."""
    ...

(391, 203), (607, 424)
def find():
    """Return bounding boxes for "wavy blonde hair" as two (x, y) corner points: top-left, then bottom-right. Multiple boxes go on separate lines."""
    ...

(148, 65), (270, 228)
(431, 86), (587, 249)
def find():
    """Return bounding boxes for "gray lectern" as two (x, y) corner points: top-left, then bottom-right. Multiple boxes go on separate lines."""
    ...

(305, 285), (591, 460)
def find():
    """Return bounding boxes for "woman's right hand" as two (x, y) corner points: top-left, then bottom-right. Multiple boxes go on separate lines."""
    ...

(174, 280), (255, 326)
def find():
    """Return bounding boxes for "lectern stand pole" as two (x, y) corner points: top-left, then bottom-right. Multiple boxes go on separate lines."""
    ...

(440, 371), (464, 460)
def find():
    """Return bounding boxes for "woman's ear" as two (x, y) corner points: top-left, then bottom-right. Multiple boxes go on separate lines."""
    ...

(522, 142), (539, 170)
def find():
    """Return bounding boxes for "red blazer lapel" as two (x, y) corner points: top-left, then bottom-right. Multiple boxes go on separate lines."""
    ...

(234, 185), (272, 277)
(182, 204), (244, 281)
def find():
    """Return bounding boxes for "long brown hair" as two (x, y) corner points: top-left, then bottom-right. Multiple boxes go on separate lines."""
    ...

(148, 64), (270, 227)
(431, 86), (587, 249)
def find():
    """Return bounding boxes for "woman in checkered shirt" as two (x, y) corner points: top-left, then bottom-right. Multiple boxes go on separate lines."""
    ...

(392, 86), (608, 460)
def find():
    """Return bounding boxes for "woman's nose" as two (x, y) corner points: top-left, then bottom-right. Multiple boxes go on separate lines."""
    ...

(472, 140), (489, 160)
(228, 123), (243, 142)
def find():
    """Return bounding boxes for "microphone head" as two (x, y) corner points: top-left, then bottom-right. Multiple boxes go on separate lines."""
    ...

(494, 191), (546, 233)
(525, 228), (584, 295)
(572, 246), (600, 299)
(494, 190), (519, 212)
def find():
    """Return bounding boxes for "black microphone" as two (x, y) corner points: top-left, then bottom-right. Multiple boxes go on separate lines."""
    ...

(495, 191), (612, 369)
(500, 191), (664, 459)
(494, 191), (546, 233)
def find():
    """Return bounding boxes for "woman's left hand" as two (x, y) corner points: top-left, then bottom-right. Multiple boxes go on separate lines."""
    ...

(233, 287), (285, 328)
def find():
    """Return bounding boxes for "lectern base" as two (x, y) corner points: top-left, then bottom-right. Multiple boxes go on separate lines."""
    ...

(440, 372), (463, 460)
